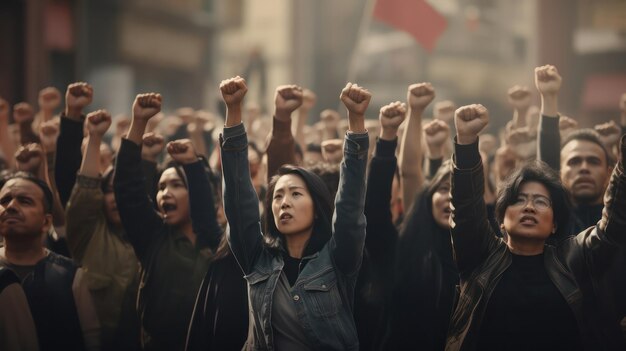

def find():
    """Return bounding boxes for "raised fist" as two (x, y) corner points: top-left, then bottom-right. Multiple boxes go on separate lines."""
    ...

(506, 127), (536, 159)
(340, 82), (371, 117)
(132, 93), (162, 121)
(142, 132), (165, 161)
(594, 120), (621, 147)
(434, 100), (455, 123)
(321, 139), (343, 164)
(13, 103), (34, 124)
(65, 82), (93, 112)
(15, 143), (43, 173)
(407, 83), (435, 111)
(38, 87), (62, 112)
(86, 110), (112, 137)
(321, 109), (341, 131)
(507, 85), (532, 110)
(39, 119), (60, 151)
(379, 101), (407, 132)
(534, 65), (562, 96)
(455, 104), (489, 145)
(167, 138), (197, 165)
(424, 119), (450, 152)
(220, 76), (248, 107)
(275, 85), (303, 119)
(302, 89), (317, 111)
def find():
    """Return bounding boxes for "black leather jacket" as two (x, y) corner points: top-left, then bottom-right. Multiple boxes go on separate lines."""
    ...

(446, 137), (626, 351)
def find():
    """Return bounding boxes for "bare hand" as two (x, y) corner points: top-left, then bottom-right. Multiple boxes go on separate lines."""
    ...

(595, 120), (621, 147)
(132, 93), (162, 121)
(13, 103), (34, 124)
(65, 82), (93, 116)
(38, 87), (62, 112)
(321, 139), (343, 164)
(424, 119), (450, 153)
(340, 82), (371, 117)
(507, 85), (532, 110)
(86, 110), (112, 138)
(407, 83), (435, 111)
(379, 101), (407, 139)
(275, 85), (303, 120)
(15, 143), (43, 173)
(39, 119), (60, 151)
(142, 132), (165, 161)
(558, 115), (578, 131)
(534, 65), (562, 96)
(220, 76), (248, 107)
(434, 100), (455, 123)
(455, 104), (489, 145)
(167, 139), (197, 165)
(320, 109), (341, 132)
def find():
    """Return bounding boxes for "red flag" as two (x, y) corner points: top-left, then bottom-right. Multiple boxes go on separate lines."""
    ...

(373, 0), (448, 52)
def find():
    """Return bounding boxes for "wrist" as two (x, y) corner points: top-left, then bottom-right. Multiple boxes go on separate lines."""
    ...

(540, 95), (558, 117)
(274, 110), (292, 122)
(65, 106), (83, 120)
(348, 115), (366, 133)
(427, 146), (444, 159)
(457, 134), (477, 145)
(380, 127), (398, 141)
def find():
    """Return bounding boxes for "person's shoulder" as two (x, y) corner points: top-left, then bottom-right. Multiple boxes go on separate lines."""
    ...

(0, 267), (20, 292)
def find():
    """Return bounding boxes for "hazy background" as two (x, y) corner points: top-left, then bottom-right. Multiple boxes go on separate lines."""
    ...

(1, 0), (625, 134)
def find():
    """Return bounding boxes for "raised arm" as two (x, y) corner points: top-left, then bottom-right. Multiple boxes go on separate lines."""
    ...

(38, 87), (62, 124)
(13, 103), (39, 145)
(0, 97), (16, 169)
(451, 104), (499, 276)
(266, 85), (303, 181)
(114, 93), (164, 261)
(424, 119), (450, 179)
(219, 76), (264, 274)
(399, 83), (435, 208)
(507, 85), (532, 129)
(364, 101), (405, 263)
(294, 89), (316, 153)
(536, 65), (562, 171)
(141, 132), (165, 205)
(167, 139), (222, 251)
(55, 82), (93, 207)
(65, 110), (112, 262)
(331, 83), (369, 275)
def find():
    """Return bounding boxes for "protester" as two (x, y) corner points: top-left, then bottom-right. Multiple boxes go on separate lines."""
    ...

(220, 76), (369, 350)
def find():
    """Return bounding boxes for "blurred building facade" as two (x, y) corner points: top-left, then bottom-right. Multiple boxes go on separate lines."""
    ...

(1, 0), (624, 125)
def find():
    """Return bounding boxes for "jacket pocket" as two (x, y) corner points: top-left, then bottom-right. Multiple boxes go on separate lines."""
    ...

(303, 274), (341, 318)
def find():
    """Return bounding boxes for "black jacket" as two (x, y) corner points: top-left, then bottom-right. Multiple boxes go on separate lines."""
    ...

(446, 137), (626, 351)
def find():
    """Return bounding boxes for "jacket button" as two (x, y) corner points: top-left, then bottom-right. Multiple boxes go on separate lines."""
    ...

(293, 295), (300, 301)
(321, 284), (326, 289)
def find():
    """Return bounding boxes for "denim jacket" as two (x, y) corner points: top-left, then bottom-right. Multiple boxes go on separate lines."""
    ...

(220, 123), (368, 351)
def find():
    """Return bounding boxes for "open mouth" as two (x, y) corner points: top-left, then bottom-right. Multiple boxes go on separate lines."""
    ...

(520, 215), (538, 225)
(162, 203), (177, 214)
(279, 213), (293, 222)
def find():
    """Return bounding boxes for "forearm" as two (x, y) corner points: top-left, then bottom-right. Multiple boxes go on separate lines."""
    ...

(19, 121), (39, 145)
(267, 117), (296, 182)
(541, 94), (558, 119)
(451, 138), (497, 274)
(56, 115), (85, 207)
(294, 108), (309, 152)
(225, 105), (242, 128)
(126, 120), (147, 146)
(221, 123), (263, 273)
(184, 160), (222, 250)
(80, 135), (102, 178)
(365, 137), (398, 261)
(598, 135), (626, 245)
(0, 121), (16, 169)
(537, 114), (560, 171)
(65, 178), (104, 262)
(332, 131), (369, 275)
(399, 109), (424, 208)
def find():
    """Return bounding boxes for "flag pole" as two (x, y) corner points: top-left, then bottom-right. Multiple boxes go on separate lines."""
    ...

(346, 0), (378, 84)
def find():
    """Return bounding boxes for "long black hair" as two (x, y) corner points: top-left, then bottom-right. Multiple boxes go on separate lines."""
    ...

(495, 160), (572, 243)
(264, 165), (333, 257)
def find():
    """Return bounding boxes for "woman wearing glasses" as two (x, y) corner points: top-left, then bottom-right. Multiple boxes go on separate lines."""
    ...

(446, 104), (626, 351)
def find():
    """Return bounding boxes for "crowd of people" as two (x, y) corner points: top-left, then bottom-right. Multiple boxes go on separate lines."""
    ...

(0, 64), (625, 351)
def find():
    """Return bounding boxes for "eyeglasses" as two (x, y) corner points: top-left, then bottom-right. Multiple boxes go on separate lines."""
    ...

(511, 194), (552, 211)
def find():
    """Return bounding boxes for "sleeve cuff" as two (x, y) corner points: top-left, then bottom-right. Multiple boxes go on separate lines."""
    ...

(374, 137), (397, 158)
(454, 137), (481, 169)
